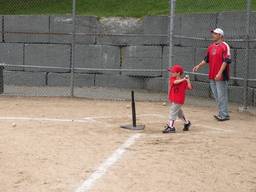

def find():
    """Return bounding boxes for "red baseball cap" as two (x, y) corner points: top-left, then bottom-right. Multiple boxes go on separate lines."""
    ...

(167, 64), (184, 74)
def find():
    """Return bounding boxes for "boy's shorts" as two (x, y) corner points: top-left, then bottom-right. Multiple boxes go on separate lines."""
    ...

(169, 102), (184, 120)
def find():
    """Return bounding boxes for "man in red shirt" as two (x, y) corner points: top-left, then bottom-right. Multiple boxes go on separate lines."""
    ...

(163, 64), (192, 133)
(193, 28), (231, 121)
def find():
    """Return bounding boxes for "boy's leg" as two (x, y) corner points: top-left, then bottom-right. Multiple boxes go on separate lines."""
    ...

(178, 108), (188, 124)
(163, 103), (180, 133)
(168, 103), (181, 126)
(178, 108), (191, 131)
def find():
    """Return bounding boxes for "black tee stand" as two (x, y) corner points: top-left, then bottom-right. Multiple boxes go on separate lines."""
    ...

(120, 90), (145, 130)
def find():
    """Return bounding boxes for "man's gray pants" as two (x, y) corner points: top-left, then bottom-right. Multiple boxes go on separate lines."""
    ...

(210, 80), (229, 118)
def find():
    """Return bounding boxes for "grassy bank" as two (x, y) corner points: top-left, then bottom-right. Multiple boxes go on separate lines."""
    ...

(0, 0), (255, 17)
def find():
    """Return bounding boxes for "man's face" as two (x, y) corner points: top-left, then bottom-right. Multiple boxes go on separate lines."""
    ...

(211, 32), (222, 42)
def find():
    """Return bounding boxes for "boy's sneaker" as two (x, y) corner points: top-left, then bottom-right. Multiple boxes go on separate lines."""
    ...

(214, 115), (230, 121)
(183, 121), (191, 131)
(162, 125), (176, 133)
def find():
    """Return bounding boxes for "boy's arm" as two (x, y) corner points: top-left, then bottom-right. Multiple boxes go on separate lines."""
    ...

(173, 78), (192, 89)
(186, 78), (192, 90)
(173, 78), (187, 85)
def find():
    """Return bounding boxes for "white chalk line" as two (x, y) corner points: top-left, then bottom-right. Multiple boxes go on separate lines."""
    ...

(75, 133), (141, 192)
(190, 119), (235, 133)
(0, 116), (93, 123)
(0, 113), (165, 124)
(0, 115), (234, 133)
(194, 123), (234, 133)
(139, 115), (234, 133)
(137, 114), (165, 118)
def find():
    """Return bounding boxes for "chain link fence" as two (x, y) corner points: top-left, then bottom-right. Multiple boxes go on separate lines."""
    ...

(0, 0), (73, 97)
(0, 0), (72, 15)
(0, 0), (255, 109)
(172, 0), (256, 110)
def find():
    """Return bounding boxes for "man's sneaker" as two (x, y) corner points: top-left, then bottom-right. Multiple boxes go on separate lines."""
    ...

(162, 125), (176, 133)
(183, 121), (191, 131)
(214, 115), (230, 121)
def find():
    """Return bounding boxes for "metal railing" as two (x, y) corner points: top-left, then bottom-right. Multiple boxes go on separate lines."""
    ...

(0, 0), (255, 109)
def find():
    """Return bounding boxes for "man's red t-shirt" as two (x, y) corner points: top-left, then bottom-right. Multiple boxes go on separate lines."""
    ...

(168, 77), (188, 105)
(205, 42), (231, 81)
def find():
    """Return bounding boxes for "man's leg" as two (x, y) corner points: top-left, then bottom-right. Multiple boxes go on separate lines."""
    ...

(210, 80), (218, 102)
(216, 80), (229, 118)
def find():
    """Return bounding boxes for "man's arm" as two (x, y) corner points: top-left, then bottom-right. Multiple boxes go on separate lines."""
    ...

(215, 62), (227, 80)
(193, 52), (209, 72)
(215, 44), (231, 80)
(193, 60), (207, 72)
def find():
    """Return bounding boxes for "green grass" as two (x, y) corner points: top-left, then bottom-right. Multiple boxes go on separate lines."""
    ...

(0, 0), (255, 17)
(176, 0), (256, 14)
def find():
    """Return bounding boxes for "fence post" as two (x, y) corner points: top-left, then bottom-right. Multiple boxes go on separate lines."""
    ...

(242, 0), (251, 111)
(162, 0), (176, 94)
(168, 0), (176, 69)
(70, 0), (76, 97)
(0, 66), (4, 94)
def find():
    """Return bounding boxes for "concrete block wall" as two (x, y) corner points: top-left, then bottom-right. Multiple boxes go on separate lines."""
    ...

(95, 74), (145, 89)
(122, 46), (162, 77)
(235, 49), (256, 87)
(163, 46), (196, 79)
(0, 16), (2, 42)
(47, 73), (95, 87)
(187, 81), (210, 98)
(178, 13), (217, 47)
(74, 45), (120, 74)
(0, 43), (24, 71)
(228, 86), (254, 105)
(255, 89), (256, 106)
(49, 16), (97, 44)
(4, 15), (50, 43)
(4, 71), (46, 86)
(0, 13), (255, 105)
(24, 44), (71, 72)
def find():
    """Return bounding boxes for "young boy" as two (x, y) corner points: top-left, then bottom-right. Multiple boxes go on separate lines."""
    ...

(162, 64), (192, 133)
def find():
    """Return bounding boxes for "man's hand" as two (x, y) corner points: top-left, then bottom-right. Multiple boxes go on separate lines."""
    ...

(192, 65), (200, 72)
(215, 73), (222, 80)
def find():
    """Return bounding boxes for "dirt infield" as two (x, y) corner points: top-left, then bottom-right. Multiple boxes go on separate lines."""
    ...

(0, 96), (255, 192)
